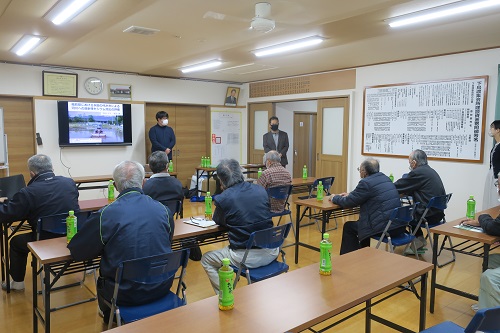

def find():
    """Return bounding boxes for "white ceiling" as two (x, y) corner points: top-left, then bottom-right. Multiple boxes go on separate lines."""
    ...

(1, 0), (500, 84)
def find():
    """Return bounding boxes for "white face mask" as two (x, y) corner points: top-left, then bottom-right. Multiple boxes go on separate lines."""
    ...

(488, 130), (495, 137)
(162, 119), (169, 126)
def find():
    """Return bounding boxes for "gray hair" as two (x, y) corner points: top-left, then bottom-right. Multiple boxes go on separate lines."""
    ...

(112, 161), (145, 192)
(264, 150), (281, 164)
(360, 158), (379, 176)
(216, 159), (244, 189)
(27, 154), (53, 174)
(148, 151), (169, 174)
(410, 149), (428, 167)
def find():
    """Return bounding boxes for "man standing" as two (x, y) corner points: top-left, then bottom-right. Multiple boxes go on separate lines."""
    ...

(263, 116), (289, 167)
(149, 111), (176, 161)
(331, 158), (401, 255)
(257, 150), (292, 212)
(0, 154), (79, 291)
(394, 149), (446, 250)
(68, 161), (174, 322)
(201, 159), (277, 294)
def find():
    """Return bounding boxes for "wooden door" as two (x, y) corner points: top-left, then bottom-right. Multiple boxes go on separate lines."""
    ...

(0, 96), (35, 180)
(293, 113), (317, 178)
(316, 98), (349, 194)
(145, 104), (176, 163)
(248, 103), (273, 164)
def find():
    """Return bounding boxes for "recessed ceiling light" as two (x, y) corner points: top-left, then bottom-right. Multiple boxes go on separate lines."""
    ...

(10, 35), (47, 56)
(44, 0), (96, 25)
(252, 36), (324, 57)
(179, 60), (222, 73)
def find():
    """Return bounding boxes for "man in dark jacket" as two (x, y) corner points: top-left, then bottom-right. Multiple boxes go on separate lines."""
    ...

(201, 159), (276, 294)
(68, 161), (174, 322)
(331, 158), (401, 255)
(149, 111), (176, 161)
(0, 154), (79, 291)
(394, 149), (446, 249)
(263, 116), (289, 167)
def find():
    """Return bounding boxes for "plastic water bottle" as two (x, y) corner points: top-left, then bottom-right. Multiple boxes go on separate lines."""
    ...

(218, 258), (234, 310)
(316, 181), (324, 201)
(319, 233), (332, 275)
(257, 168), (262, 178)
(205, 191), (212, 220)
(168, 160), (174, 172)
(201, 156), (204, 167)
(389, 173), (394, 182)
(107, 180), (115, 202)
(466, 195), (476, 219)
(66, 210), (77, 243)
(302, 165), (308, 179)
(207, 156), (211, 168)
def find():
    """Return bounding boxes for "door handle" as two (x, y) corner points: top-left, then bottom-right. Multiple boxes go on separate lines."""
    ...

(294, 149), (297, 156)
(177, 149), (180, 157)
(317, 153), (319, 161)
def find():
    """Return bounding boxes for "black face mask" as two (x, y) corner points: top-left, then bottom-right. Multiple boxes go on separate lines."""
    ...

(271, 124), (279, 131)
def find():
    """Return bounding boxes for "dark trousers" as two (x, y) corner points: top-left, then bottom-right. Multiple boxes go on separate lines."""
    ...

(10, 231), (60, 282)
(339, 221), (406, 255)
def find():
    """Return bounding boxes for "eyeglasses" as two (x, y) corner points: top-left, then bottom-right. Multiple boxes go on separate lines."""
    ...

(495, 180), (499, 187)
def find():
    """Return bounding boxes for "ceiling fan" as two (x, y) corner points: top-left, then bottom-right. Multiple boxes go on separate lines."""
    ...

(203, 2), (276, 33)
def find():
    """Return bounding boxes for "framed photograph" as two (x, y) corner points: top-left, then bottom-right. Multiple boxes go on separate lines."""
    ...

(109, 84), (132, 101)
(224, 87), (240, 106)
(42, 71), (78, 97)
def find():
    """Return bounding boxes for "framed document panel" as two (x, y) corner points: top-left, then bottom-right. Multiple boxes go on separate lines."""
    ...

(42, 71), (78, 98)
(362, 76), (488, 163)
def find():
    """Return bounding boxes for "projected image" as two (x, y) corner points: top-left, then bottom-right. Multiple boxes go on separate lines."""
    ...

(67, 102), (124, 144)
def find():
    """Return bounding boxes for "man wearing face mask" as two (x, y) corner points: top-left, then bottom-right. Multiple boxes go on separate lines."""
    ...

(149, 111), (176, 161)
(394, 149), (446, 252)
(263, 116), (289, 167)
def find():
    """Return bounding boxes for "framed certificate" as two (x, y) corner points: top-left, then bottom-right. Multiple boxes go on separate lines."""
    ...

(42, 71), (78, 97)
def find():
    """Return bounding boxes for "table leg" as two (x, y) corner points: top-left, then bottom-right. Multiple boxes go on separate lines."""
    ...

(321, 210), (327, 236)
(482, 244), (490, 272)
(295, 204), (301, 264)
(32, 255), (38, 333)
(419, 272), (428, 332)
(430, 233), (439, 313)
(44, 264), (51, 333)
(365, 299), (371, 333)
(0, 222), (5, 283)
(3, 222), (10, 293)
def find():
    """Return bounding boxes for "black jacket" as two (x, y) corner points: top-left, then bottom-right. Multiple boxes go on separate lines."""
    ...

(213, 181), (273, 250)
(478, 214), (500, 236)
(143, 173), (184, 217)
(0, 171), (79, 229)
(263, 130), (289, 166)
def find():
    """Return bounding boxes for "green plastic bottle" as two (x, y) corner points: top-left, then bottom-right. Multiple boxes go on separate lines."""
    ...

(66, 210), (77, 244)
(389, 173), (394, 182)
(466, 195), (476, 219)
(302, 165), (308, 179)
(205, 191), (213, 220)
(316, 181), (324, 201)
(168, 160), (174, 173)
(257, 168), (262, 178)
(218, 258), (234, 310)
(207, 156), (211, 168)
(107, 180), (115, 202)
(201, 156), (205, 167)
(319, 233), (332, 275)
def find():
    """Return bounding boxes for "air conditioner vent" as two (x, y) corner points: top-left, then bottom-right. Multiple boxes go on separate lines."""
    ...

(123, 26), (160, 36)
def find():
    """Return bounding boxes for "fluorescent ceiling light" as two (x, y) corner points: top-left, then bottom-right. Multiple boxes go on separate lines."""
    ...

(10, 35), (47, 56)
(252, 36), (324, 57)
(180, 60), (222, 73)
(45, 0), (96, 25)
(387, 0), (500, 28)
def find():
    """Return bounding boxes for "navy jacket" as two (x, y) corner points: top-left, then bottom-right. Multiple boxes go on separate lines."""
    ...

(263, 130), (289, 166)
(149, 124), (176, 160)
(394, 164), (446, 223)
(213, 181), (273, 250)
(478, 214), (500, 236)
(143, 174), (184, 221)
(331, 172), (401, 241)
(68, 188), (174, 305)
(0, 171), (79, 229)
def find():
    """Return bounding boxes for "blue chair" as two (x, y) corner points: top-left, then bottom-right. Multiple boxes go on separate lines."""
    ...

(267, 184), (295, 240)
(232, 223), (292, 289)
(37, 211), (91, 240)
(419, 305), (500, 332)
(413, 193), (454, 267)
(297, 176), (335, 231)
(372, 204), (421, 259)
(107, 249), (190, 329)
(162, 199), (183, 219)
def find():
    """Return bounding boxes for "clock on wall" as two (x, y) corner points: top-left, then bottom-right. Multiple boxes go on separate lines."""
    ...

(84, 77), (104, 95)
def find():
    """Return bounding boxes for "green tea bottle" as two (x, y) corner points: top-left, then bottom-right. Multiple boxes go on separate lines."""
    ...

(205, 191), (213, 220)
(107, 180), (115, 202)
(257, 168), (262, 178)
(168, 160), (174, 173)
(466, 195), (476, 219)
(218, 258), (234, 310)
(302, 165), (308, 179)
(319, 233), (332, 275)
(316, 181), (324, 201)
(389, 173), (394, 182)
(66, 210), (77, 243)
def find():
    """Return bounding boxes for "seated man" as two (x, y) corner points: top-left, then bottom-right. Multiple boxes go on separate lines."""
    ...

(201, 159), (277, 294)
(394, 149), (446, 250)
(257, 150), (292, 213)
(0, 154), (79, 291)
(68, 161), (174, 322)
(330, 158), (401, 255)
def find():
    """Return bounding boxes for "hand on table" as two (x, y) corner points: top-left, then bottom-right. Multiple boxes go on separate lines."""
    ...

(460, 218), (480, 226)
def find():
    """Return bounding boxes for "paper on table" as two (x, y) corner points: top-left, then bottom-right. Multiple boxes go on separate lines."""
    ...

(453, 224), (484, 233)
(184, 218), (216, 228)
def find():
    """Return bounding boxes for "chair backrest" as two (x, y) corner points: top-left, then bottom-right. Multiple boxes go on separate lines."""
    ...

(267, 184), (293, 212)
(427, 193), (453, 210)
(37, 211), (90, 238)
(464, 305), (500, 333)
(0, 174), (26, 199)
(310, 176), (335, 197)
(383, 204), (417, 233)
(162, 200), (183, 219)
(246, 223), (292, 250)
(114, 249), (190, 297)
